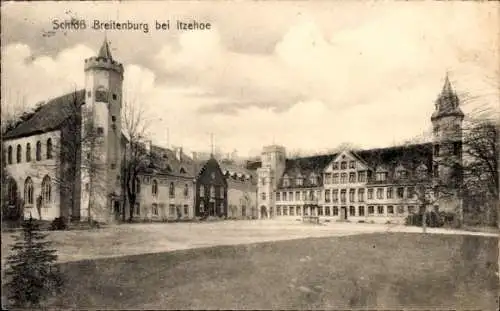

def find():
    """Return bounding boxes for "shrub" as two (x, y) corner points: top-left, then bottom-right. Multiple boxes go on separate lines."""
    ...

(358, 220), (365, 223)
(50, 217), (67, 231)
(405, 211), (444, 228)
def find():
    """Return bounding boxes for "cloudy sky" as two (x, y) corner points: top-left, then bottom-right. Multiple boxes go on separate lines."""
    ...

(1, 1), (498, 157)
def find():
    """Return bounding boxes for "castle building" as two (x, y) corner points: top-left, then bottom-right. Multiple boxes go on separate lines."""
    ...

(2, 39), (256, 223)
(255, 75), (464, 223)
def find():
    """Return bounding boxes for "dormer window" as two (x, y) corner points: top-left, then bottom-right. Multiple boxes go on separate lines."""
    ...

(375, 171), (388, 182)
(309, 174), (317, 186)
(397, 170), (408, 179)
(296, 177), (303, 186)
(283, 176), (290, 187)
(332, 162), (339, 170)
(416, 165), (428, 179)
(349, 161), (355, 169)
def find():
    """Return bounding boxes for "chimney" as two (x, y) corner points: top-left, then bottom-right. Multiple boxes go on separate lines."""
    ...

(176, 147), (183, 162)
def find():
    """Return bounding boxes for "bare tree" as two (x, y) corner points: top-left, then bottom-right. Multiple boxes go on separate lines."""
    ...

(121, 98), (151, 222)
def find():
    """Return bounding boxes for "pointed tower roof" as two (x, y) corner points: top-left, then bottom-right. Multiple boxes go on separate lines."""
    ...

(431, 73), (464, 121)
(98, 37), (113, 60)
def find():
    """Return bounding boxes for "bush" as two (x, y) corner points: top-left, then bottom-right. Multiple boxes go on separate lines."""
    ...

(405, 211), (444, 228)
(358, 220), (365, 223)
(50, 217), (67, 231)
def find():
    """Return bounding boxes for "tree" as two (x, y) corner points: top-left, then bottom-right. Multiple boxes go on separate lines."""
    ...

(121, 98), (151, 222)
(4, 216), (63, 308)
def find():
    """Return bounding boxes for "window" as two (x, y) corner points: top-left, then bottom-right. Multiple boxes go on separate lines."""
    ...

(96, 127), (104, 135)
(184, 184), (189, 197)
(340, 173), (347, 183)
(349, 161), (356, 169)
(134, 203), (140, 216)
(210, 186), (215, 198)
(296, 206), (301, 215)
(325, 189), (331, 202)
(296, 177), (303, 186)
(317, 206), (323, 216)
(387, 205), (394, 215)
(276, 192), (281, 201)
(349, 172), (356, 183)
(290, 206), (295, 216)
(152, 204), (159, 216)
(302, 191), (306, 201)
(324, 173), (332, 184)
(349, 189), (355, 202)
(36, 141), (41, 161)
(277, 206), (282, 216)
(283, 177), (290, 187)
(7, 179), (17, 205)
(333, 173), (339, 184)
(295, 191), (300, 201)
(367, 188), (373, 199)
(434, 144), (440, 157)
(358, 206), (365, 216)
(376, 188), (383, 199)
(349, 206), (355, 216)
(199, 185), (205, 197)
(152, 180), (158, 197)
(358, 189), (365, 202)
(16, 144), (22, 163)
(453, 142), (461, 156)
(24, 177), (34, 205)
(332, 190), (338, 202)
(41, 175), (52, 205)
(26, 143), (31, 162)
(417, 166), (428, 179)
(199, 201), (205, 213)
(261, 192), (266, 200)
(309, 174), (317, 185)
(368, 206), (374, 215)
(308, 190), (314, 201)
(340, 189), (346, 203)
(324, 206), (330, 216)
(111, 116), (116, 122)
(333, 162), (339, 170)
(283, 192), (287, 201)
(183, 205), (188, 216)
(289, 192), (293, 201)
(377, 205), (384, 215)
(341, 161), (347, 169)
(333, 206), (339, 216)
(134, 178), (141, 194)
(46, 138), (53, 159)
(283, 206), (288, 216)
(387, 187), (393, 199)
(169, 182), (175, 198)
(397, 170), (408, 179)
(87, 91), (92, 98)
(7, 146), (13, 164)
(112, 93), (117, 100)
(433, 125), (439, 135)
(180, 167), (186, 174)
(397, 187), (404, 199)
(407, 186), (415, 199)
(397, 206), (405, 215)
(376, 172), (388, 181)
(358, 171), (366, 182)
(169, 204), (176, 216)
(408, 205), (415, 214)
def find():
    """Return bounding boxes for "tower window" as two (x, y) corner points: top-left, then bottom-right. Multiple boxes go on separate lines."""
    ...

(96, 127), (104, 135)
(434, 145), (440, 157)
(453, 142), (461, 156)
(112, 93), (117, 100)
(111, 116), (116, 122)
(87, 91), (92, 98)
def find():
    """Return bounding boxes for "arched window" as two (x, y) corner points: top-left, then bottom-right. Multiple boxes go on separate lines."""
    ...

(24, 177), (34, 205)
(46, 138), (53, 159)
(7, 146), (13, 164)
(36, 141), (42, 161)
(41, 175), (52, 205)
(199, 185), (205, 197)
(184, 184), (189, 197)
(152, 180), (158, 197)
(169, 182), (175, 198)
(7, 178), (17, 206)
(135, 177), (141, 194)
(180, 167), (186, 174)
(16, 144), (22, 163)
(26, 143), (31, 162)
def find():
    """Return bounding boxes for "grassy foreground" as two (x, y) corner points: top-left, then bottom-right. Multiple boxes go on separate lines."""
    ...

(40, 233), (500, 309)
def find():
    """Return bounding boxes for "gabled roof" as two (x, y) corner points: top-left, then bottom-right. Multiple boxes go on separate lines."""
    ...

(4, 90), (85, 140)
(146, 144), (196, 178)
(278, 154), (337, 188)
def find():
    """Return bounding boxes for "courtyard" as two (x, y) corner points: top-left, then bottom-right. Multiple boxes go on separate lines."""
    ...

(1, 220), (498, 309)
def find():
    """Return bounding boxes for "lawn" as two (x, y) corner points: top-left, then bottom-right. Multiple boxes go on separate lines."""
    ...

(46, 233), (497, 309)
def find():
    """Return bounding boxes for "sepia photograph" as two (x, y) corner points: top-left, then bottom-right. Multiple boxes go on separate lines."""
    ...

(1, 1), (499, 309)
